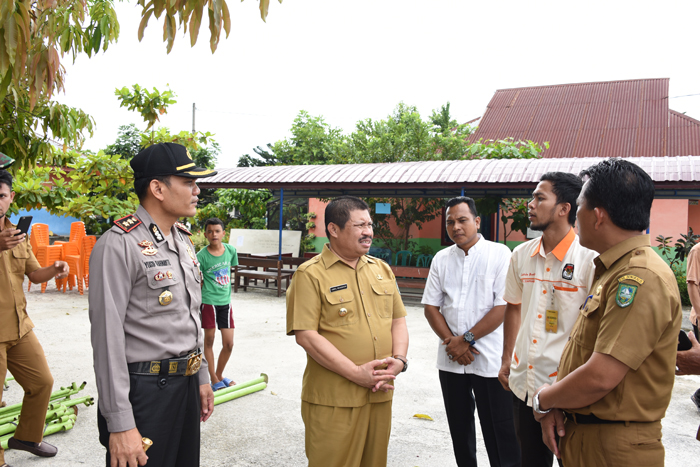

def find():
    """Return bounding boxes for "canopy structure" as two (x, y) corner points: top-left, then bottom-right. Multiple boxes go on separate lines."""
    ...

(200, 155), (700, 199)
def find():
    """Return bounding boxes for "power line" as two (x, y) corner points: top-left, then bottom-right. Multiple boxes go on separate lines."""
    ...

(669, 93), (700, 99)
(193, 106), (271, 118)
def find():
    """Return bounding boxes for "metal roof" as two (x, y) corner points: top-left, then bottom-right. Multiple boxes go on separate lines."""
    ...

(200, 155), (700, 199)
(467, 78), (700, 159)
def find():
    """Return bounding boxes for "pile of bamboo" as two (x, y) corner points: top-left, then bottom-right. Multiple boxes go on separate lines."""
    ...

(0, 381), (94, 450)
(213, 374), (268, 405)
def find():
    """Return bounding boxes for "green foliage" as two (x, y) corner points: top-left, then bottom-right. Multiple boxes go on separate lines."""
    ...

(656, 229), (700, 268)
(104, 124), (142, 159)
(677, 270), (690, 307)
(500, 198), (530, 242)
(195, 188), (271, 230)
(464, 138), (549, 160)
(238, 144), (277, 167)
(115, 84), (177, 130)
(269, 111), (346, 165)
(368, 198), (445, 254)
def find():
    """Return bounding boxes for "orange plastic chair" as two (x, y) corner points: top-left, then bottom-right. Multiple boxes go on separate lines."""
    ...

(27, 223), (65, 293)
(54, 221), (86, 257)
(65, 235), (96, 295)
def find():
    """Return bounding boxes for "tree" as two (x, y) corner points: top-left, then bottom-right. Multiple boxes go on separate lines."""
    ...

(1, 1), (275, 170)
(269, 111), (346, 165)
(104, 124), (142, 160)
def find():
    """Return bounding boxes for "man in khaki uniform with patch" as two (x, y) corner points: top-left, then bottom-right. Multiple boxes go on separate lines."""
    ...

(286, 196), (409, 467)
(533, 159), (682, 466)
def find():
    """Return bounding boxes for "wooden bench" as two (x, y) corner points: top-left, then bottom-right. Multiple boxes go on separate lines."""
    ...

(390, 266), (430, 300)
(233, 257), (290, 297)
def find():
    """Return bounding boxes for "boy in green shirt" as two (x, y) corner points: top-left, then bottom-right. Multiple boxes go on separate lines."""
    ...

(197, 218), (239, 391)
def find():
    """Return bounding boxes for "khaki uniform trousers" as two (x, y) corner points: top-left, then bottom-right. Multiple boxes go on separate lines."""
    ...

(560, 419), (664, 467)
(0, 331), (54, 465)
(301, 400), (392, 467)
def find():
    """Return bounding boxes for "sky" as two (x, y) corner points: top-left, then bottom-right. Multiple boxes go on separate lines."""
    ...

(55, 0), (700, 169)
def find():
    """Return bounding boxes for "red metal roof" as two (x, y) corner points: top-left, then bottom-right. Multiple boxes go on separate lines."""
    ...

(468, 78), (700, 158)
(201, 156), (700, 199)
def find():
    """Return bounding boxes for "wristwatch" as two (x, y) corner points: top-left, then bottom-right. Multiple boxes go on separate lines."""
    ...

(393, 355), (408, 372)
(533, 389), (551, 414)
(463, 331), (476, 346)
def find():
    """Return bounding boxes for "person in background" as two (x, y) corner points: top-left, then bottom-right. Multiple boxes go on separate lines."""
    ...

(197, 217), (239, 391)
(0, 169), (69, 466)
(534, 159), (682, 466)
(422, 196), (520, 467)
(499, 172), (596, 467)
(684, 240), (700, 409)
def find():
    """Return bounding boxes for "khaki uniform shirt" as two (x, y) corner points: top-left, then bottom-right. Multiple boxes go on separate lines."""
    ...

(0, 217), (41, 342)
(89, 206), (208, 433)
(686, 242), (700, 327)
(286, 244), (407, 407)
(557, 235), (681, 422)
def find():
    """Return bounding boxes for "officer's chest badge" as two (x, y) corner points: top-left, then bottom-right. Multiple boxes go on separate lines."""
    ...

(154, 271), (166, 281)
(166, 271), (174, 279)
(142, 246), (158, 256)
(377, 274), (383, 280)
(339, 308), (348, 317)
(159, 290), (173, 306)
(595, 285), (603, 296)
(138, 240), (153, 248)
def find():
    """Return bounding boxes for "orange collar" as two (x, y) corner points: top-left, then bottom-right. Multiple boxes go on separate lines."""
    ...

(531, 227), (576, 261)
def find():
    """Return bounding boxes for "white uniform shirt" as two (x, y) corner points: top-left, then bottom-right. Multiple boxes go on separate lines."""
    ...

(421, 235), (511, 377)
(502, 228), (596, 405)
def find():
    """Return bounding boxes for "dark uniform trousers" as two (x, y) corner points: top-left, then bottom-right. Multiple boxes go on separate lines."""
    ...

(512, 394), (563, 467)
(98, 372), (201, 467)
(439, 371), (520, 467)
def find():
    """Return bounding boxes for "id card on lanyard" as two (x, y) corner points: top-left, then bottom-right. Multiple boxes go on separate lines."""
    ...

(545, 285), (558, 333)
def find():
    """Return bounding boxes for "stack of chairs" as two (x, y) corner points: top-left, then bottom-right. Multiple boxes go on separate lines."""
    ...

(64, 235), (96, 295)
(28, 223), (64, 293)
(54, 222), (86, 292)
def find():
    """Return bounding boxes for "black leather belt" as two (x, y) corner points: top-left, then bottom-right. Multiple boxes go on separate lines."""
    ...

(564, 411), (626, 425)
(127, 350), (202, 376)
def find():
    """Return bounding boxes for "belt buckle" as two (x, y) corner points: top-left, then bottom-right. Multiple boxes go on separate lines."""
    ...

(185, 352), (202, 376)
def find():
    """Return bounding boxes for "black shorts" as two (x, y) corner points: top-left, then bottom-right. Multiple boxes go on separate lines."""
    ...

(200, 304), (235, 330)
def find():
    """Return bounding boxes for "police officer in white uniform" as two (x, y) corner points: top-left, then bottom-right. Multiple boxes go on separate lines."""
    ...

(89, 143), (216, 467)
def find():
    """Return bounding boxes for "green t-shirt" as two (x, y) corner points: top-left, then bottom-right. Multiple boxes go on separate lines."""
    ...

(197, 243), (239, 306)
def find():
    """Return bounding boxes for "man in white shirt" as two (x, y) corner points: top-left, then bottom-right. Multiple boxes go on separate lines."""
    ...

(498, 172), (596, 466)
(423, 197), (520, 467)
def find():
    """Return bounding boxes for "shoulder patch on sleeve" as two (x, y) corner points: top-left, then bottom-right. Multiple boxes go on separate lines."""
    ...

(618, 274), (644, 285)
(114, 214), (141, 233)
(174, 221), (192, 236)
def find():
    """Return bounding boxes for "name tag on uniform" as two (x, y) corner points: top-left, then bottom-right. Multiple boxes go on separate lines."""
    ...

(545, 309), (558, 333)
(330, 284), (348, 293)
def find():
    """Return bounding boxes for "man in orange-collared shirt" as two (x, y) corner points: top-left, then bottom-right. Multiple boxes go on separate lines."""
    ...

(0, 169), (68, 465)
(499, 172), (596, 467)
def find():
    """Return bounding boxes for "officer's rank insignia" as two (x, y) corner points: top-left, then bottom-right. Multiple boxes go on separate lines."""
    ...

(114, 214), (142, 233)
(175, 221), (192, 236)
(596, 284), (603, 296)
(159, 290), (173, 306)
(166, 271), (174, 279)
(154, 271), (166, 281)
(562, 263), (574, 280)
(141, 246), (158, 256)
(615, 283), (638, 308)
(149, 223), (164, 243)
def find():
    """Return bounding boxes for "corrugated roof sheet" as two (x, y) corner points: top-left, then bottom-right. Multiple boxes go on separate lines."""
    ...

(467, 78), (700, 158)
(200, 156), (700, 199)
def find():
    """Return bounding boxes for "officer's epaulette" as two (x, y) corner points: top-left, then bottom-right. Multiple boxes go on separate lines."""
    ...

(174, 221), (192, 236)
(114, 214), (142, 233)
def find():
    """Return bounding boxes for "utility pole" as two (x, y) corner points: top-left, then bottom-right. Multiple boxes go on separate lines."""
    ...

(192, 103), (196, 134)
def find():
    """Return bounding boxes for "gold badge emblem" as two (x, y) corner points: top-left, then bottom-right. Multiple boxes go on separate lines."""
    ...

(158, 290), (173, 306)
(142, 246), (158, 256)
(166, 271), (174, 279)
(339, 308), (348, 317)
(185, 352), (202, 376)
(377, 274), (383, 280)
(154, 271), (166, 281)
(595, 285), (603, 296)
(138, 240), (153, 248)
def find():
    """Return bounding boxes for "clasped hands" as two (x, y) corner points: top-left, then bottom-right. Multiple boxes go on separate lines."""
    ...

(533, 383), (566, 459)
(354, 357), (404, 393)
(443, 335), (479, 366)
